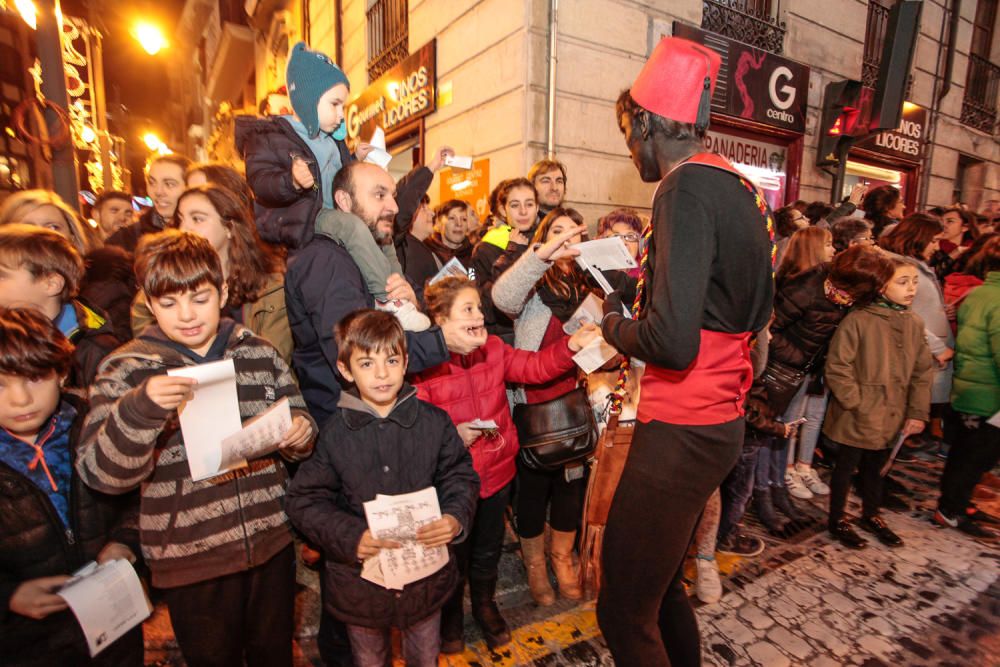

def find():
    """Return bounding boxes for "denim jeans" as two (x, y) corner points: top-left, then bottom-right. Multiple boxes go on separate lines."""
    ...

(719, 433), (767, 543)
(346, 610), (441, 667)
(783, 379), (829, 466)
(754, 436), (788, 489)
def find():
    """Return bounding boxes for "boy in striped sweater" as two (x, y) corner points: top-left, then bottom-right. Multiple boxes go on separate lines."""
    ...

(76, 230), (316, 667)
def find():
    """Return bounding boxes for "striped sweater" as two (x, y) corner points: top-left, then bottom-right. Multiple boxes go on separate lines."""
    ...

(75, 323), (315, 588)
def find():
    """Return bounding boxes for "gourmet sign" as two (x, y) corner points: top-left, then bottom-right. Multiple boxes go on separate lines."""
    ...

(855, 103), (927, 162)
(346, 40), (436, 141)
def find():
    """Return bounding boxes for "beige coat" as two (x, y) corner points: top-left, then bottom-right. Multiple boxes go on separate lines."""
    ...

(822, 303), (934, 450)
(131, 273), (293, 365)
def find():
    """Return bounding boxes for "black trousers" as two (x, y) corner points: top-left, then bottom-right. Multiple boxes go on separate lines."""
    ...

(161, 544), (295, 667)
(939, 415), (1000, 515)
(596, 418), (743, 667)
(828, 442), (890, 526)
(515, 460), (586, 538)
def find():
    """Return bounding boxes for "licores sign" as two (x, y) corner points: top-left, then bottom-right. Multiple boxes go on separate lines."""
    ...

(346, 40), (437, 141)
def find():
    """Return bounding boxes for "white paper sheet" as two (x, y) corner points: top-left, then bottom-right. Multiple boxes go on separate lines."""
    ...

(364, 127), (393, 169)
(563, 293), (605, 334)
(168, 359), (243, 481)
(469, 419), (498, 430)
(572, 237), (638, 271)
(880, 433), (909, 476)
(443, 155), (473, 170)
(988, 410), (1000, 428)
(572, 336), (619, 374)
(362, 487), (449, 590)
(428, 257), (468, 285)
(219, 397), (291, 470)
(57, 559), (151, 657)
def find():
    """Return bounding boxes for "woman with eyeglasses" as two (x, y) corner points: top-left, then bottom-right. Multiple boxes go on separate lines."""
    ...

(597, 208), (644, 278)
(773, 205), (810, 266)
(491, 208), (636, 608)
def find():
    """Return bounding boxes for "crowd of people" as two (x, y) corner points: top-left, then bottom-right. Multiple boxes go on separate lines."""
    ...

(1, 36), (998, 667)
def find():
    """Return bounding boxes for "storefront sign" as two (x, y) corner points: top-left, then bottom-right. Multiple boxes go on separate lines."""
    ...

(346, 40), (436, 141)
(704, 130), (788, 211)
(440, 159), (491, 217)
(854, 103), (927, 162)
(673, 24), (809, 133)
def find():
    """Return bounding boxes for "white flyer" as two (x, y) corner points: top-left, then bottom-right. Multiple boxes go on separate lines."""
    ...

(168, 359), (243, 481)
(219, 397), (292, 471)
(572, 336), (620, 374)
(363, 487), (449, 590)
(572, 236), (638, 271)
(988, 410), (1000, 428)
(364, 127), (393, 169)
(563, 293), (605, 334)
(443, 155), (473, 170)
(57, 559), (151, 657)
(428, 257), (468, 285)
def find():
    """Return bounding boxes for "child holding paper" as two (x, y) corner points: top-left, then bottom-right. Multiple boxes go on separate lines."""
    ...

(75, 230), (316, 667)
(823, 256), (934, 550)
(285, 309), (479, 667)
(0, 307), (142, 666)
(413, 276), (598, 652)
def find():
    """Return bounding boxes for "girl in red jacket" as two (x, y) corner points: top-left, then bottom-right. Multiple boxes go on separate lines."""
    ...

(413, 276), (597, 654)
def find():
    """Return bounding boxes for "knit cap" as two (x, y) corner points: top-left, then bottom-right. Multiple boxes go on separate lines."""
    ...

(285, 42), (350, 138)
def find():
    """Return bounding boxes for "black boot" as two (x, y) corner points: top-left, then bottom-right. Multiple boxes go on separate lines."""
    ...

(752, 487), (786, 533)
(440, 581), (466, 655)
(772, 485), (805, 522)
(469, 573), (511, 649)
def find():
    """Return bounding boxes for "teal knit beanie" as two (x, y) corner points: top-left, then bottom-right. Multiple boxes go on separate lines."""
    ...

(285, 42), (350, 138)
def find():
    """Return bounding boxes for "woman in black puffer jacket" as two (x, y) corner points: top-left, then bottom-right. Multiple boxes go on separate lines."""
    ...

(754, 245), (890, 525)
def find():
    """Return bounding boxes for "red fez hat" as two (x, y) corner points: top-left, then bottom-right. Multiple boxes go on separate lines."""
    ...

(631, 37), (721, 131)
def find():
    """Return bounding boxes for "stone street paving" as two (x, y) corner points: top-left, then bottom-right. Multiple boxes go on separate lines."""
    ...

(144, 455), (1000, 666)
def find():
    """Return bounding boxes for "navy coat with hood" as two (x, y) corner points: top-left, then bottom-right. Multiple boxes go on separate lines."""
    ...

(285, 386), (479, 629)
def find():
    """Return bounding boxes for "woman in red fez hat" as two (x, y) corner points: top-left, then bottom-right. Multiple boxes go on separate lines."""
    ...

(595, 37), (775, 667)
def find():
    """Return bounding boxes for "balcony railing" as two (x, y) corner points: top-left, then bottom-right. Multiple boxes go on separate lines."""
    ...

(862, 0), (892, 88)
(367, 0), (408, 82)
(701, 0), (786, 54)
(962, 53), (1000, 134)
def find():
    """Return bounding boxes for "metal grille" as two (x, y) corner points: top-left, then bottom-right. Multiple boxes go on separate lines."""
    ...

(962, 54), (1000, 134)
(701, 0), (786, 54)
(367, 0), (408, 82)
(862, 0), (892, 88)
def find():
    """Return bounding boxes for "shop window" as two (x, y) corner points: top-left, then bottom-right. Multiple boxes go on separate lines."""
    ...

(955, 154), (985, 208)
(701, 0), (785, 54)
(962, 0), (999, 133)
(367, 0), (408, 82)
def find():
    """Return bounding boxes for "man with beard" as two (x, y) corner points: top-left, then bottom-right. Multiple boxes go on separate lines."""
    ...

(528, 159), (567, 224)
(283, 160), (482, 667)
(425, 199), (474, 267)
(595, 37), (773, 667)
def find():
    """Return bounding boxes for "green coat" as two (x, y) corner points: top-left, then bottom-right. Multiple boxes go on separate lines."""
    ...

(823, 303), (934, 450)
(131, 273), (293, 366)
(951, 272), (1000, 417)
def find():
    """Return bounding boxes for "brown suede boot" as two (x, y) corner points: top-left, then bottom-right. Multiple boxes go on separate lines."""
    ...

(549, 530), (583, 600)
(520, 535), (555, 606)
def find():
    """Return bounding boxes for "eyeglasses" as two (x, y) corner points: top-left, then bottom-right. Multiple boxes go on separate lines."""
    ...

(853, 235), (875, 243)
(614, 232), (640, 243)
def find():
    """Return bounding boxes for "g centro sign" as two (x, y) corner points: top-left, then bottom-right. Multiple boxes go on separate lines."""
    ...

(346, 40), (437, 141)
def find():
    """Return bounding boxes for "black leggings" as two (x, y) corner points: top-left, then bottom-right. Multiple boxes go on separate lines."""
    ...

(596, 418), (743, 667)
(828, 441), (890, 526)
(515, 461), (586, 538)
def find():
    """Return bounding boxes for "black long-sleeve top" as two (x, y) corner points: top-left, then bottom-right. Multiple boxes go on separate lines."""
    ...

(602, 164), (773, 370)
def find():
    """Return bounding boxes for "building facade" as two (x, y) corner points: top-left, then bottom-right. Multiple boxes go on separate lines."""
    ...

(184, 0), (1000, 222)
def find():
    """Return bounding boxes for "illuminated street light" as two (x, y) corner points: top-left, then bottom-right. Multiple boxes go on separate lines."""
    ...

(14, 0), (37, 30)
(142, 132), (171, 154)
(80, 125), (96, 144)
(133, 22), (167, 55)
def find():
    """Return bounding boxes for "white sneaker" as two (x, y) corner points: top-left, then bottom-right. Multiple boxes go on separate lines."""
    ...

(796, 466), (830, 495)
(784, 471), (815, 499)
(377, 298), (431, 332)
(695, 557), (723, 604)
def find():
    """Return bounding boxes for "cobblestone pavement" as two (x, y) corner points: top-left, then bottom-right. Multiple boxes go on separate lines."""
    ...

(144, 455), (1000, 666)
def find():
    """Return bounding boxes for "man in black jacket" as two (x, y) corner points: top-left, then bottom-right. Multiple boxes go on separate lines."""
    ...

(596, 37), (773, 667)
(105, 154), (191, 254)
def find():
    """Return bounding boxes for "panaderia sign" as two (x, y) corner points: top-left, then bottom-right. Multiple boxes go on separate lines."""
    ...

(346, 40), (437, 141)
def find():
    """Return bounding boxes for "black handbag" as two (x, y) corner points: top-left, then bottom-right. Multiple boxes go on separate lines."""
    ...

(759, 358), (810, 415)
(512, 386), (598, 472)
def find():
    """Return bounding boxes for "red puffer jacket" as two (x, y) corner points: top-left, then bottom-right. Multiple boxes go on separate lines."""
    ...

(414, 335), (575, 498)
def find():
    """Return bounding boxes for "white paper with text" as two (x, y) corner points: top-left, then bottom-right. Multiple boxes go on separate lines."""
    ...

(363, 487), (448, 590)
(168, 359), (243, 481)
(219, 397), (291, 470)
(58, 559), (151, 657)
